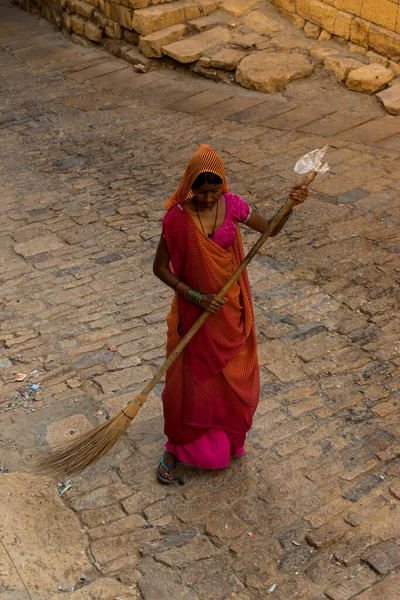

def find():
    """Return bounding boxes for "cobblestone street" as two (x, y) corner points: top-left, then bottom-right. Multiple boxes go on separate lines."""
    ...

(1, 1), (400, 599)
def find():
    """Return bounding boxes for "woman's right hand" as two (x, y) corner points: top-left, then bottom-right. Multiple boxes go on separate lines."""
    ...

(200, 294), (227, 313)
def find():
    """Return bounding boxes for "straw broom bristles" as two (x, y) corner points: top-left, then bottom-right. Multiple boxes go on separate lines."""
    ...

(35, 181), (315, 479)
(35, 400), (142, 479)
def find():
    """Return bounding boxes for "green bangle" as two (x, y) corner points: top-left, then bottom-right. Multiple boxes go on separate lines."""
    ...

(185, 288), (203, 307)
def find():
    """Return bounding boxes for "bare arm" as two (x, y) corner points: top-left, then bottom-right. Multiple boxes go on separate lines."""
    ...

(245, 182), (308, 235)
(153, 235), (226, 314)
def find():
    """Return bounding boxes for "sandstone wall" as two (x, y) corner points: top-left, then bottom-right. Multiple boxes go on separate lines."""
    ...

(14, 0), (216, 52)
(270, 0), (400, 60)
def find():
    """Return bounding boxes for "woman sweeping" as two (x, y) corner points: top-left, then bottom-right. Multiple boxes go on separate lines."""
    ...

(153, 144), (307, 483)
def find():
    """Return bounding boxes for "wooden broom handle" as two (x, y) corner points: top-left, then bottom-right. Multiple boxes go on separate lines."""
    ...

(133, 172), (316, 405)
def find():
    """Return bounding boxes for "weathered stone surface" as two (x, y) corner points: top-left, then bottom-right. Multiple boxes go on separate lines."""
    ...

(208, 48), (246, 70)
(219, 0), (259, 17)
(0, 474), (90, 595)
(70, 482), (133, 510)
(243, 10), (284, 35)
(324, 56), (365, 83)
(84, 21), (103, 42)
(349, 572), (400, 600)
(163, 27), (231, 63)
(304, 22), (321, 39)
(377, 85), (400, 115)
(155, 536), (217, 568)
(189, 11), (229, 32)
(49, 578), (137, 599)
(139, 576), (198, 600)
(205, 509), (247, 541)
(308, 43), (340, 62)
(194, 568), (244, 598)
(362, 540), (400, 575)
(13, 234), (64, 257)
(236, 51), (313, 93)
(140, 24), (188, 58)
(346, 64), (395, 93)
(45, 413), (93, 447)
(67, 0), (94, 19)
(132, 0), (201, 36)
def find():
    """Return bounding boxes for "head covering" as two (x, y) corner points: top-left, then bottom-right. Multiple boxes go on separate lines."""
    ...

(165, 144), (229, 211)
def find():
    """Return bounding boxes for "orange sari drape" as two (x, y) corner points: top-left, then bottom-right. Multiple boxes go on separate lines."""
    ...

(162, 205), (259, 446)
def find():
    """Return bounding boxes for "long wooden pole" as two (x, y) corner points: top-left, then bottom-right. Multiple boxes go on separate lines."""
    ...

(129, 172), (316, 409)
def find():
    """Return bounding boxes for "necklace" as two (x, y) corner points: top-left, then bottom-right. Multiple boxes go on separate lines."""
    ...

(194, 199), (219, 239)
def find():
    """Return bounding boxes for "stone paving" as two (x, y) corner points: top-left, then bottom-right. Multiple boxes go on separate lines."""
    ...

(1, 1), (400, 599)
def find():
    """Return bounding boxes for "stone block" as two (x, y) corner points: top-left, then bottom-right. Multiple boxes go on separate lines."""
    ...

(334, 10), (353, 39)
(346, 64), (395, 94)
(84, 20), (103, 41)
(369, 25), (400, 61)
(377, 85), (400, 114)
(324, 55), (364, 82)
(271, 0), (296, 13)
(70, 13), (87, 35)
(333, 0), (362, 16)
(0, 474), (90, 596)
(304, 21), (321, 38)
(49, 579), (136, 600)
(140, 24), (188, 57)
(243, 10), (284, 35)
(308, 42), (340, 62)
(70, 482), (133, 510)
(296, 0), (338, 33)
(350, 17), (370, 47)
(163, 26), (231, 63)
(218, 0), (259, 17)
(361, 0), (397, 31)
(107, 2), (133, 29)
(362, 540), (400, 575)
(93, 8), (108, 26)
(325, 567), (377, 600)
(132, 0), (200, 36)
(45, 414), (93, 448)
(205, 509), (247, 540)
(236, 51), (313, 93)
(307, 517), (348, 551)
(67, 0), (95, 18)
(208, 48), (246, 70)
(351, 572), (400, 600)
(105, 21), (122, 39)
(189, 11), (229, 32)
(390, 479), (400, 500)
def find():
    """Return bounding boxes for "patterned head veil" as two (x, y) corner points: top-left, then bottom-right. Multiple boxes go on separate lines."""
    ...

(165, 144), (229, 211)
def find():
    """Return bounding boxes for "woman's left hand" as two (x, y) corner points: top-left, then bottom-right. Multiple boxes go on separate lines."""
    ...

(289, 182), (308, 205)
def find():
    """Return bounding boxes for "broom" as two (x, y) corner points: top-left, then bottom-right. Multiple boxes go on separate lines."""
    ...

(36, 150), (329, 479)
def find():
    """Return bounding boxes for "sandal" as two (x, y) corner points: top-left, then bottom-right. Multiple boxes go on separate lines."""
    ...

(156, 451), (176, 484)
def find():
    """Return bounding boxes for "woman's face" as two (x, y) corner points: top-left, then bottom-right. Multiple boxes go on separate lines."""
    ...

(191, 183), (223, 210)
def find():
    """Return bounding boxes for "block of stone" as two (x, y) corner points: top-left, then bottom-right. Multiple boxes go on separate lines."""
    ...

(140, 24), (188, 57)
(304, 21), (321, 39)
(84, 21), (103, 42)
(208, 48), (246, 70)
(346, 64), (395, 94)
(70, 14), (86, 36)
(324, 56), (365, 83)
(163, 26), (231, 63)
(308, 43), (340, 63)
(67, 0), (94, 19)
(133, 0), (201, 36)
(243, 10), (284, 35)
(376, 84), (400, 114)
(219, 0), (259, 17)
(189, 11), (229, 32)
(236, 51), (313, 93)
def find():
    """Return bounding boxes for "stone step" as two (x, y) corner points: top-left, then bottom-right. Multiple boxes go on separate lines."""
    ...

(132, 0), (217, 36)
(163, 25), (231, 63)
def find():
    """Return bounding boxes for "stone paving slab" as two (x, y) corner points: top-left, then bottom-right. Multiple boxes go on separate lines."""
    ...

(1, 1), (400, 599)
